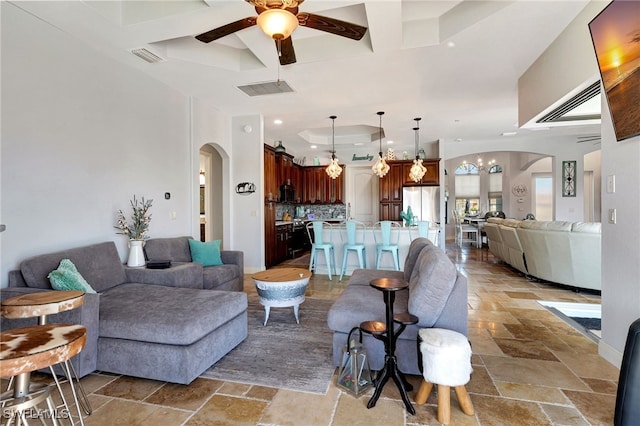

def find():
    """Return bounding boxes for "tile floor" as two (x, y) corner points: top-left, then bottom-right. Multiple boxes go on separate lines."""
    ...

(12, 244), (618, 425)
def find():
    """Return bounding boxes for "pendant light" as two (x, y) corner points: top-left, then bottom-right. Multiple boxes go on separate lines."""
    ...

(372, 111), (390, 178)
(326, 115), (342, 179)
(408, 117), (427, 183)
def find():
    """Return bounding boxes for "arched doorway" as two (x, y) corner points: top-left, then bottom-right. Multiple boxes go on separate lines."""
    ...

(199, 144), (223, 242)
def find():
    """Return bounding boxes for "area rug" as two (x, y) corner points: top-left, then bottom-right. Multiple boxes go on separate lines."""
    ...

(200, 294), (336, 394)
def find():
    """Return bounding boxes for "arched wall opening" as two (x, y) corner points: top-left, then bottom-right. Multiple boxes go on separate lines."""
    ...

(199, 143), (226, 243)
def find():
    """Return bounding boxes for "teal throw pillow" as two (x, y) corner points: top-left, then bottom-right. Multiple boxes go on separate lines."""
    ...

(47, 259), (97, 293)
(188, 239), (223, 266)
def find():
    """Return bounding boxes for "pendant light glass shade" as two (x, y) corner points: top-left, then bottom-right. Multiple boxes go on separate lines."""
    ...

(326, 115), (343, 179)
(372, 111), (389, 178)
(408, 117), (427, 183)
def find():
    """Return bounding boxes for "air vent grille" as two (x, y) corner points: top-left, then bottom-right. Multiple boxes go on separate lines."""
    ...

(130, 48), (166, 64)
(238, 81), (294, 97)
(537, 81), (600, 123)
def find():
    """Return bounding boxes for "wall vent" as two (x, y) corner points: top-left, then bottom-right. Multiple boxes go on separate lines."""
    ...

(130, 48), (166, 64)
(238, 80), (294, 97)
(537, 81), (600, 123)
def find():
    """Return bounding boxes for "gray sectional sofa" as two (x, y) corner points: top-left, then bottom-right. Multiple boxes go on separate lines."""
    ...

(142, 236), (243, 291)
(327, 238), (468, 375)
(1, 239), (247, 384)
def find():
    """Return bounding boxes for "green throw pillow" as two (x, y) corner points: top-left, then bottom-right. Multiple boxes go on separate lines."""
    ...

(48, 259), (97, 293)
(188, 239), (223, 266)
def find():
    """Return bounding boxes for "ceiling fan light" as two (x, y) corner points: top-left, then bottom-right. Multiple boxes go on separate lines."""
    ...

(257, 9), (299, 40)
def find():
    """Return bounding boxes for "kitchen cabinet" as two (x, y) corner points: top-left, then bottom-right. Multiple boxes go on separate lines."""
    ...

(302, 165), (344, 204)
(275, 223), (292, 264)
(402, 159), (440, 186)
(379, 159), (440, 221)
(276, 152), (295, 187)
(379, 202), (403, 222)
(264, 145), (278, 267)
(264, 145), (278, 201)
(379, 162), (403, 202)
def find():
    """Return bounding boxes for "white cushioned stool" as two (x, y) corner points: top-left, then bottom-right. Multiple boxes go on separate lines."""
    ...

(415, 328), (474, 424)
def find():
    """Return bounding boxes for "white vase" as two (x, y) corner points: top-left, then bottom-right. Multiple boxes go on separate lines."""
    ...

(127, 240), (145, 267)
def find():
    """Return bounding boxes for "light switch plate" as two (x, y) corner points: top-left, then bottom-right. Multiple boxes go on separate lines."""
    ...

(608, 208), (616, 224)
(607, 175), (615, 193)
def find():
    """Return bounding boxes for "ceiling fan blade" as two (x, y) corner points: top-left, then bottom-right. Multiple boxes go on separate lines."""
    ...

(195, 17), (257, 43)
(278, 37), (297, 65)
(297, 12), (367, 40)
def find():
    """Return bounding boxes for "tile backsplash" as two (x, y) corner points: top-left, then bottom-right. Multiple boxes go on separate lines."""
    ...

(276, 204), (346, 221)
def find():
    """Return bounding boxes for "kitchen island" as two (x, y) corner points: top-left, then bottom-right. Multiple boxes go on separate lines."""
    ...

(307, 223), (440, 277)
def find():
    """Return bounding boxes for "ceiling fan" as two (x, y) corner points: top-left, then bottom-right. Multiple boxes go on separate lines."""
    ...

(195, 0), (368, 65)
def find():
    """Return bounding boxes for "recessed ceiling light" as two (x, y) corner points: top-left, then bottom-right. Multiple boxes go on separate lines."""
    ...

(353, 142), (364, 146)
(501, 131), (517, 136)
(310, 145), (317, 149)
(387, 140), (394, 144)
(455, 138), (463, 142)
(274, 119), (283, 125)
(447, 41), (456, 48)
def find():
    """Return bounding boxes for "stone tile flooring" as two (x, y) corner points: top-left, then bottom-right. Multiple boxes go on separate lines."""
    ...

(22, 244), (618, 425)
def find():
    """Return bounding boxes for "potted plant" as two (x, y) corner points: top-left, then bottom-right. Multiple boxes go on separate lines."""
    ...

(115, 195), (153, 266)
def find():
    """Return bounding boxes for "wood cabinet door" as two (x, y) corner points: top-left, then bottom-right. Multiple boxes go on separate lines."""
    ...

(401, 159), (440, 186)
(264, 146), (278, 200)
(264, 205), (277, 267)
(379, 202), (403, 221)
(389, 163), (403, 201)
(421, 159), (440, 185)
(329, 166), (345, 203)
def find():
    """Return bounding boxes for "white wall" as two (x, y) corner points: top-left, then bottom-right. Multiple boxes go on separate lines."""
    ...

(230, 115), (264, 273)
(599, 99), (640, 365)
(514, 0), (640, 366)
(518, 0), (603, 126)
(1, 3), (194, 285)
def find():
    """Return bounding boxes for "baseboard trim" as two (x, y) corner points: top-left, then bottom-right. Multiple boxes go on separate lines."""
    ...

(599, 339), (623, 369)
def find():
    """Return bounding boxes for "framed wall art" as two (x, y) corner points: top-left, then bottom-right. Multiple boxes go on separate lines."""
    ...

(562, 160), (576, 197)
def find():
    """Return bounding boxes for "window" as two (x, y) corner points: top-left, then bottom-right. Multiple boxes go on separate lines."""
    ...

(534, 175), (553, 221)
(455, 162), (480, 216)
(488, 165), (503, 212)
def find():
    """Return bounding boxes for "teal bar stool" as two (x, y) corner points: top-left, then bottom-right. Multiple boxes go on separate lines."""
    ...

(339, 220), (367, 281)
(373, 221), (401, 270)
(306, 221), (337, 280)
(414, 220), (431, 238)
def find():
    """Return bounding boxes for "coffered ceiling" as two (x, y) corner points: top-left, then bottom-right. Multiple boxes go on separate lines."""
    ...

(12, 0), (602, 163)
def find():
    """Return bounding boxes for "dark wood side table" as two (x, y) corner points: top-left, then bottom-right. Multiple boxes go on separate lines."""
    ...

(360, 277), (418, 414)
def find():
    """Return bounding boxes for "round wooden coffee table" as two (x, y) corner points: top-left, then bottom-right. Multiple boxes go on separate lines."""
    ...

(251, 268), (312, 326)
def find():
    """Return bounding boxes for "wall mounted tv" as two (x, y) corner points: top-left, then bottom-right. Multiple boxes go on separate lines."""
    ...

(588, 0), (640, 142)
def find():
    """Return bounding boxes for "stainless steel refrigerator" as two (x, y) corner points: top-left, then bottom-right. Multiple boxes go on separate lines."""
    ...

(402, 187), (440, 224)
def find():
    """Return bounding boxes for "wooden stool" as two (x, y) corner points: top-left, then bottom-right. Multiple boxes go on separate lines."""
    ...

(1, 291), (92, 424)
(415, 328), (474, 424)
(1, 323), (87, 425)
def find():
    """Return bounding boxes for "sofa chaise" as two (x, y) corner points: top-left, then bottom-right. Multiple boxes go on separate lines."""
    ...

(327, 238), (468, 375)
(1, 240), (247, 384)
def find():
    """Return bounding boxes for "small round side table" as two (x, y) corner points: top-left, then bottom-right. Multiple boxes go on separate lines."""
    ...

(1, 290), (93, 423)
(251, 268), (312, 325)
